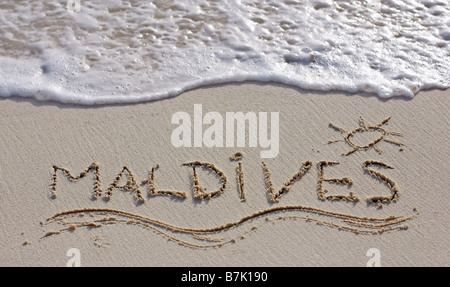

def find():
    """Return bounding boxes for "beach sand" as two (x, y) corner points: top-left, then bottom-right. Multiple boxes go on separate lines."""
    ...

(0, 83), (448, 266)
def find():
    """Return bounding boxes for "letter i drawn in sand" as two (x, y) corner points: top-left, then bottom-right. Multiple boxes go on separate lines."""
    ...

(229, 152), (245, 202)
(328, 116), (404, 156)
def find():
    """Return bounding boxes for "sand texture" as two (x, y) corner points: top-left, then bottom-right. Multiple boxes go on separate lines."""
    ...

(0, 83), (448, 266)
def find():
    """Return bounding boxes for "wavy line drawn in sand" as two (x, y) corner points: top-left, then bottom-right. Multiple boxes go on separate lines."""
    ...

(328, 116), (404, 156)
(42, 207), (414, 249)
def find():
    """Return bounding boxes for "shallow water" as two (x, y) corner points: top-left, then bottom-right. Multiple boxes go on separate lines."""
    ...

(0, 0), (449, 104)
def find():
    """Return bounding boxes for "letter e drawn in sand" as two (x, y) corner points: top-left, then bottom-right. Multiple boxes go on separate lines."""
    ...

(317, 161), (358, 202)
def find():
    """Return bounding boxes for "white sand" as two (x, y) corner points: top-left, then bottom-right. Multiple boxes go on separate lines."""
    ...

(0, 84), (448, 266)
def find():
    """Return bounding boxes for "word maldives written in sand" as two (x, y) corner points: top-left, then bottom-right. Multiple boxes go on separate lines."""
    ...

(50, 154), (400, 208)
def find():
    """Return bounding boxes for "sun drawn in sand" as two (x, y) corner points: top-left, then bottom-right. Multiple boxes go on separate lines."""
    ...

(328, 117), (404, 156)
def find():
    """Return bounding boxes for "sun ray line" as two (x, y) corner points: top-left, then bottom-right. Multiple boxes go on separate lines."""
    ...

(329, 123), (347, 134)
(387, 131), (403, 137)
(359, 116), (367, 130)
(343, 148), (358, 156)
(374, 146), (383, 154)
(326, 139), (343, 144)
(377, 117), (391, 127)
(383, 138), (404, 146)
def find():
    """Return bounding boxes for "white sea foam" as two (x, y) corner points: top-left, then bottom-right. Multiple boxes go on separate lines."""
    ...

(0, 0), (449, 104)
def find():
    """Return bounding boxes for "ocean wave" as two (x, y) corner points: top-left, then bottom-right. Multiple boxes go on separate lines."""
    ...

(1, 0), (449, 104)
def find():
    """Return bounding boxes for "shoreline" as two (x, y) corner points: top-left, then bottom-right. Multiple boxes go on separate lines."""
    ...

(3, 79), (439, 107)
